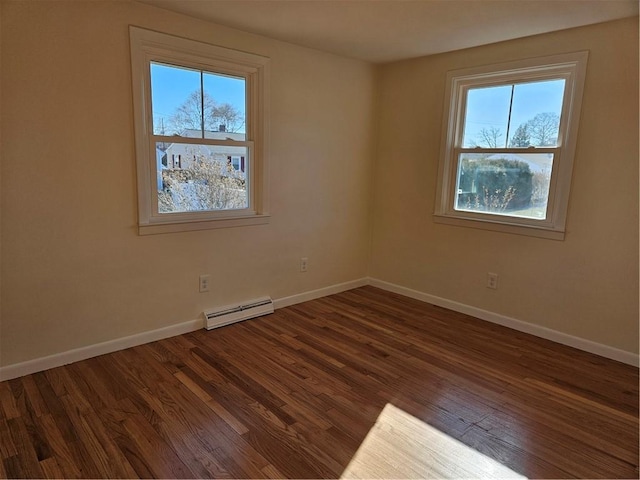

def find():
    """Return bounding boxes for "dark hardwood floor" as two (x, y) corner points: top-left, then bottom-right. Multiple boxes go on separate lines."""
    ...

(0, 286), (638, 478)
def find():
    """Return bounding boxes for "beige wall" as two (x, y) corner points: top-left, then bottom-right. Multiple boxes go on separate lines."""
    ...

(1, 2), (637, 368)
(371, 17), (639, 354)
(0, 1), (376, 365)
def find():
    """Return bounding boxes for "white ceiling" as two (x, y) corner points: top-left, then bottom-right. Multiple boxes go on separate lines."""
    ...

(139, 0), (639, 63)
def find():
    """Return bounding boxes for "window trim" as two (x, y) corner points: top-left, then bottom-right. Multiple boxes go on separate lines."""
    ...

(129, 26), (270, 235)
(434, 52), (588, 240)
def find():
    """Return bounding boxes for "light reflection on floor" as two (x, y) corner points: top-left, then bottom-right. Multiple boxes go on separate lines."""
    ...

(341, 403), (527, 479)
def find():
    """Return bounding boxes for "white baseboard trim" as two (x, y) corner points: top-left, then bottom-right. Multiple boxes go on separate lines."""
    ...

(1, 275), (636, 381)
(368, 277), (639, 367)
(0, 318), (204, 382)
(273, 278), (369, 310)
(0, 277), (370, 382)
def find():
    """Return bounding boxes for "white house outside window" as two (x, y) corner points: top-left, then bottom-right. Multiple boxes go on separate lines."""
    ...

(130, 27), (270, 235)
(434, 52), (588, 240)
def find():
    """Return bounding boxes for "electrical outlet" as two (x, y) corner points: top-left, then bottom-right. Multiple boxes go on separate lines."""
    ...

(199, 274), (210, 293)
(300, 257), (308, 272)
(487, 272), (498, 289)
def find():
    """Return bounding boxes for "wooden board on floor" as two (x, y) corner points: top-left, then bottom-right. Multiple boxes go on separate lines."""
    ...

(0, 286), (637, 478)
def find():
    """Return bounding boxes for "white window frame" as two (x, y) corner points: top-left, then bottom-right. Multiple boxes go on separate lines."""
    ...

(230, 155), (244, 172)
(434, 52), (588, 240)
(129, 26), (270, 235)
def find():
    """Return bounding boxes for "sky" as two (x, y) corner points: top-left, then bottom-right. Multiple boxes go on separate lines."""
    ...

(461, 78), (565, 148)
(149, 62), (564, 149)
(150, 62), (246, 135)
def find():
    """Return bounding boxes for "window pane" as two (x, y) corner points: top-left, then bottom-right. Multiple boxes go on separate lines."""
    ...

(203, 72), (246, 140)
(462, 85), (512, 148)
(156, 142), (248, 213)
(150, 63), (202, 136)
(462, 79), (566, 149)
(455, 153), (553, 219)
(508, 79), (565, 147)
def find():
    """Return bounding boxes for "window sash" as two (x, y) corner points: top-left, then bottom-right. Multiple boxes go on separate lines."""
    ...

(447, 146), (561, 227)
(148, 137), (255, 222)
(455, 75), (571, 150)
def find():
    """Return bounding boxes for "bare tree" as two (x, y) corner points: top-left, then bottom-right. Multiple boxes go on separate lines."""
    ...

(526, 112), (559, 147)
(168, 91), (244, 134)
(167, 91), (203, 133)
(212, 103), (243, 133)
(477, 126), (503, 148)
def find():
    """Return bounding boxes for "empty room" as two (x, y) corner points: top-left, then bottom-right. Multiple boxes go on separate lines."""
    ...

(0, 0), (638, 478)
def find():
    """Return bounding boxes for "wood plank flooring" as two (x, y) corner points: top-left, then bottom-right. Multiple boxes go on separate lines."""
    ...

(0, 286), (638, 478)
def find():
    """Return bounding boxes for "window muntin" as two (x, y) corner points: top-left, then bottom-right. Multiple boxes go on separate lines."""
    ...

(435, 52), (588, 239)
(129, 27), (269, 234)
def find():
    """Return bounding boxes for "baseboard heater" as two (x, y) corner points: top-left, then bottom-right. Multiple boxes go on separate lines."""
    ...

(203, 296), (274, 330)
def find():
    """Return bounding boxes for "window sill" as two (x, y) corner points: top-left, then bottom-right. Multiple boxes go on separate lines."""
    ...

(433, 214), (565, 241)
(139, 213), (270, 235)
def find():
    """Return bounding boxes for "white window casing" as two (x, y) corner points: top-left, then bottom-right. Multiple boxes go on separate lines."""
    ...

(434, 51), (588, 240)
(129, 26), (270, 235)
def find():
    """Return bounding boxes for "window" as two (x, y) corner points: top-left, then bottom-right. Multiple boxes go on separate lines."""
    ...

(228, 156), (246, 172)
(434, 52), (588, 240)
(129, 27), (270, 234)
